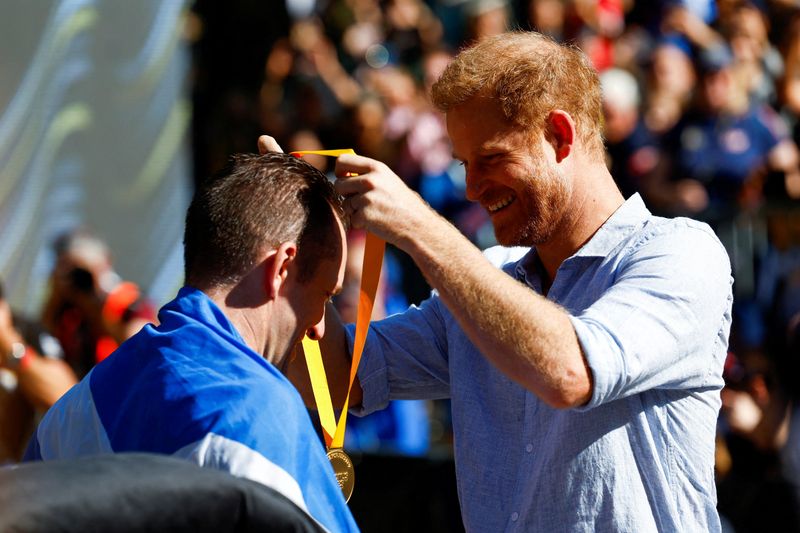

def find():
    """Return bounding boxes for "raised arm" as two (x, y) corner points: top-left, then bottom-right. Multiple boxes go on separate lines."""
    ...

(333, 154), (591, 408)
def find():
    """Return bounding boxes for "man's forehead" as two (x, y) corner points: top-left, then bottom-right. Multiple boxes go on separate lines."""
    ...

(450, 122), (532, 159)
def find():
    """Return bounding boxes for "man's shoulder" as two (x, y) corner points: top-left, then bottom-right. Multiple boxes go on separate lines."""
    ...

(30, 372), (113, 460)
(635, 215), (725, 252)
(617, 214), (732, 277)
(86, 333), (294, 454)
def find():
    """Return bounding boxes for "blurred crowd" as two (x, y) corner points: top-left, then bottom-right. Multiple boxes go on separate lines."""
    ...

(0, 230), (157, 460)
(2, 0), (800, 531)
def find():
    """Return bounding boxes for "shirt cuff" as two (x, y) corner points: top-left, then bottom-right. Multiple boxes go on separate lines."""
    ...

(568, 315), (623, 411)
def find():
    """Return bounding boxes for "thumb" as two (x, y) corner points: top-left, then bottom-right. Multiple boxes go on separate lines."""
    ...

(257, 135), (284, 154)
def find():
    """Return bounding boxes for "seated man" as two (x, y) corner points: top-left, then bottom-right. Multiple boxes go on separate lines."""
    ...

(24, 153), (358, 532)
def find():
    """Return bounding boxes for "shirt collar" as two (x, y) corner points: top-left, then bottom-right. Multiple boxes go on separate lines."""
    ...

(162, 286), (247, 346)
(514, 194), (650, 281)
(572, 193), (650, 258)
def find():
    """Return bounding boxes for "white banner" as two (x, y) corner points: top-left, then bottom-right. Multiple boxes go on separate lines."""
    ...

(0, 0), (191, 313)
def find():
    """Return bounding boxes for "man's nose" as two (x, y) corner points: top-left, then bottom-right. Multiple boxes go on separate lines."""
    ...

(464, 169), (483, 202)
(306, 313), (326, 341)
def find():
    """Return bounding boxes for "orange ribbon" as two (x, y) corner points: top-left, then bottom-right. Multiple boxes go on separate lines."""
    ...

(294, 149), (385, 449)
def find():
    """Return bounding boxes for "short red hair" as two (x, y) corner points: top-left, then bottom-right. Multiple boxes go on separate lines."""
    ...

(431, 31), (605, 157)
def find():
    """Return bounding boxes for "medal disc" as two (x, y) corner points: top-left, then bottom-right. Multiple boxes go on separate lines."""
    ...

(326, 448), (355, 502)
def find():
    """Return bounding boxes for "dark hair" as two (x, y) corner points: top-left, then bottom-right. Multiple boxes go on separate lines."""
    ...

(183, 152), (346, 288)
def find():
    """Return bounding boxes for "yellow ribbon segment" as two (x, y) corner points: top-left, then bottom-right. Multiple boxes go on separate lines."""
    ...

(296, 147), (384, 450)
(290, 149), (355, 157)
(330, 231), (384, 448)
(301, 336), (338, 444)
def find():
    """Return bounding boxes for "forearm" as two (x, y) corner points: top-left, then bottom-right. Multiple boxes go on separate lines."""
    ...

(399, 210), (591, 408)
(18, 356), (77, 409)
(1, 335), (77, 410)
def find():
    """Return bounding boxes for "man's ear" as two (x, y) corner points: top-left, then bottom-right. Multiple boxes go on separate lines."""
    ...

(546, 110), (575, 163)
(263, 242), (298, 300)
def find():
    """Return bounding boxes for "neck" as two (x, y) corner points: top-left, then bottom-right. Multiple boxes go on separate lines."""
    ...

(202, 285), (274, 364)
(537, 162), (624, 280)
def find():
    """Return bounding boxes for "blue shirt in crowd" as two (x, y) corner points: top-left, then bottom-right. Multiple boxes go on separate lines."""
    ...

(666, 104), (787, 219)
(353, 194), (733, 532)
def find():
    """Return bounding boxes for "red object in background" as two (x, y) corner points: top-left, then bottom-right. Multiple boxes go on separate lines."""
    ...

(571, 0), (624, 72)
(95, 282), (153, 364)
(95, 336), (118, 364)
(101, 282), (141, 325)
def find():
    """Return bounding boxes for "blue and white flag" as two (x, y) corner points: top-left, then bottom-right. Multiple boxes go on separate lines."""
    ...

(26, 287), (358, 533)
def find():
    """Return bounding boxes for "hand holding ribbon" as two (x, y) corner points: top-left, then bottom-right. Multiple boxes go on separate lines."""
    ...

(293, 149), (385, 502)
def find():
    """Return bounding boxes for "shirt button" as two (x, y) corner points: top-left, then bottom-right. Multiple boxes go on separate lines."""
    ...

(511, 512), (519, 522)
(525, 444), (533, 453)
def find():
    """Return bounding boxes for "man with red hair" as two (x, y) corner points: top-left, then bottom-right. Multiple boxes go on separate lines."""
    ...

(266, 31), (732, 532)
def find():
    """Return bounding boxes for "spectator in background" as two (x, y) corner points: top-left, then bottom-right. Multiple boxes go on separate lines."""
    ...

(571, 0), (626, 71)
(40, 229), (156, 378)
(600, 66), (659, 198)
(643, 44), (800, 339)
(782, 315), (800, 513)
(383, 0), (443, 67)
(464, 0), (510, 45)
(643, 44), (800, 222)
(0, 279), (76, 462)
(660, 0), (723, 52)
(716, 345), (800, 533)
(348, 84), (400, 164)
(724, 1), (783, 107)
(526, 0), (566, 41)
(780, 12), (800, 152)
(25, 153), (358, 532)
(642, 37), (697, 138)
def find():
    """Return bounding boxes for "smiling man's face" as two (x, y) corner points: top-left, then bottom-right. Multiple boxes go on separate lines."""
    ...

(447, 97), (572, 247)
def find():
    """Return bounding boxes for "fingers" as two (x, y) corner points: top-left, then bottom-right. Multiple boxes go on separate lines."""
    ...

(334, 153), (382, 179)
(257, 135), (283, 154)
(334, 174), (370, 197)
(342, 193), (369, 215)
(342, 197), (368, 229)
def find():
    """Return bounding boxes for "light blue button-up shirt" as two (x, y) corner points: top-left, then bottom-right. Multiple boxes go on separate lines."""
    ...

(355, 194), (733, 532)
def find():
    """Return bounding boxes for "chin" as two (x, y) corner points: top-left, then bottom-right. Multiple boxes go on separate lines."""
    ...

(493, 223), (531, 247)
(493, 222), (551, 248)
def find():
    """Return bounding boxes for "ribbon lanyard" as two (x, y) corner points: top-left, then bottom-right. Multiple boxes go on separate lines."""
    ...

(293, 149), (385, 450)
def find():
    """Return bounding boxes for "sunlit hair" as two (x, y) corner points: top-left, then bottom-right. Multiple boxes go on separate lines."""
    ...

(184, 152), (346, 288)
(431, 31), (605, 156)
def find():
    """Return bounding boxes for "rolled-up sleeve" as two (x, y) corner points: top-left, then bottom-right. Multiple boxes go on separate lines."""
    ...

(572, 222), (733, 409)
(352, 295), (451, 416)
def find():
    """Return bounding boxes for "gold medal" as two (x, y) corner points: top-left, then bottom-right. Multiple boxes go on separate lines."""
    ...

(326, 448), (355, 502)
